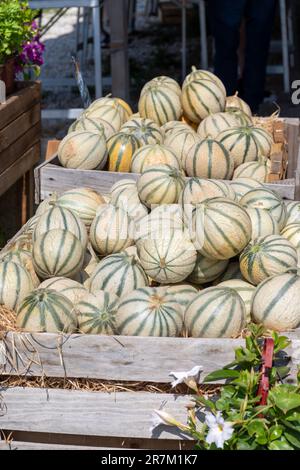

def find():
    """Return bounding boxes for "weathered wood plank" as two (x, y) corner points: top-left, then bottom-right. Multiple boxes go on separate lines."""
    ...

(0, 82), (41, 131)
(1, 331), (298, 382)
(35, 155), (296, 202)
(285, 118), (300, 178)
(0, 441), (113, 450)
(0, 123), (40, 174)
(0, 103), (41, 154)
(0, 388), (192, 440)
(0, 144), (40, 197)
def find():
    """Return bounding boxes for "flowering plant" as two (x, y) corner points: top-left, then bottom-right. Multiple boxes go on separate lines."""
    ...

(152, 325), (300, 450)
(15, 21), (45, 79)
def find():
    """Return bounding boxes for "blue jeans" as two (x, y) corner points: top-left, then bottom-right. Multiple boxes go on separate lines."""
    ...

(208, 0), (277, 111)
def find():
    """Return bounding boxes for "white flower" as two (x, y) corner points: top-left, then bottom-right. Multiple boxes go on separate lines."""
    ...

(205, 411), (234, 449)
(150, 409), (189, 433)
(169, 365), (203, 391)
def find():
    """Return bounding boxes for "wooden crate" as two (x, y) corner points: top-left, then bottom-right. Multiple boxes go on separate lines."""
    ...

(34, 117), (300, 203)
(0, 330), (299, 450)
(0, 82), (41, 236)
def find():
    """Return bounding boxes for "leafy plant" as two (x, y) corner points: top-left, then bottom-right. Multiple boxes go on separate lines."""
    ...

(0, 1), (35, 63)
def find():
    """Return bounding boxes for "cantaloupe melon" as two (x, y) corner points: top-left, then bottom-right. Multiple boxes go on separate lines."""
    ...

(107, 132), (141, 172)
(0, 260), (34, 310)
(58, 131), (107, 170)
(246, 207), (279, 240)
(284, 201), (300, 226)
(39, 277), (87, 305)
(131, 143), (180, 173)
(217, 279), (255, 322)
(121, 117), (163, 145)
(138, 85), (182, 125)
(164, 128), (200, 167)
(233, 157), (270, 182)
(230, 178), (264, 201)
(141, 76), (181, 97)
(225, 92), (252, 117)
(197, 112), (239, 139)
(56, 188), (105, 227)
(76, 290), (119, 334)
(240, 188), (287, 230)
(183, 67), (226, 96)
(187, 253), (229, 285)
(182, 79), (226, 123)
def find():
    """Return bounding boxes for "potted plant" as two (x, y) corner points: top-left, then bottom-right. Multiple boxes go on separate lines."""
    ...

(0, 0), (44, 95)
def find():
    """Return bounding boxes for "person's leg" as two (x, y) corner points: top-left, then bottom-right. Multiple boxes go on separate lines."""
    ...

(242, 0), (277, 112)
(208, 0), (247, 95)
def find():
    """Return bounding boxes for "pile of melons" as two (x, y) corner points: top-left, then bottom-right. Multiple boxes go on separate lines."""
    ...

(1, 178), (300, 338)
(59, 67), (274, 185)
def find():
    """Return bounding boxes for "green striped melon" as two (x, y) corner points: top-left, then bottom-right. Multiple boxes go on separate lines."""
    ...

(139, 234), (197, 284)
(246, 207), (279, 240)
(185, 138), (234, 179)
(110, 179), (148, 222)
(252, 272), (300, 330)
(76, 290), (119, 334)
(182, 79), (226, 123)
(225, 92), (252, 117)
(116, 286), (183, 336)
(225, 107), (253, 126)
(240, 234), (297, 285)
(56, 188), (105, 227)
(70, 116), (115, 139)
(90, 204), (134, 255)
(141, 76), (181, 97)
(138, 85), (182, 125)
(164, 129), (200, 167)
(213, 260), (244, 284)
(36, 194), (58, 216)
(58, 131), (107, 170)
(240, 188), (287, 230)
(85, 103), (123, 130)
(217, 279), (255, 322)
(211, 180), (236, 201)
(137, 164), (185, 207)
(230, 177), (264, 201)
(183, 66), (226, 96)
(163, 284), (198, 313)
(121, 117), (163, 145)
(192, 198), (251, 259)
(16, 288), (77, 333)
(281, 223), (300, 258)
(134, 204), (186, 246)
(187, 253), (229, 285)
(0, 260), (34, 310)
(184, 286), (246, 337)
(89, 251), (149, 298)
(131, 144), (180, 173)
(107, 132), (141, 172)
(197, 112), (239, 139)
(161, 121), (190, 136)
(33, 205), (88, 249)
(233, 157), (270, 182)
(217, 126), (273, 168)
(0, 246), (40, 288)
(284, 201), (300, 226)
(32, 229), (84, 279)
(39, 277), (87, 305)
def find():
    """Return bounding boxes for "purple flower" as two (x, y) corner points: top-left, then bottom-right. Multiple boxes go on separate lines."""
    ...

(15, 21), (45, 76)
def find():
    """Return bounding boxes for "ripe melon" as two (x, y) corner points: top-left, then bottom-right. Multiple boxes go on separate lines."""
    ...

(116, 286), (183, 336)
(58, 131), (107, 170)
(187, 253), (229, 285)
(240, 234), (297, 285)
(185, 138), (234, 180)
(107, 132), (141, 172)
(233, 157), (270, 182)
(246, 207), (279, 240)
(0, 260), (34, 310)
(32, 229), (85, 279)
(16, 288), (77, 333)
(163, 284), (198, 313)
(217, 279), (255, 322)
(85, 103), (123, 130)
(110, 179), (148, 222)
(197, 112), (239, 139)
(116, 97), (133, 121)
(225, 92), (252, 117)
(131, 144), (180, 173)
(164, 128), (200, 167)
(139, 235), (197, 284)
(284, 201), (300, 226)
(252, 273), (300, 330)
(56, 187), (105, 227)
(76, 290), (119, 334)
(191, 197), (251, 259)
(137, 164), (185, 207)
(230, 177), (264, 201)
(36, 194), (58, 216)
(33, 205), (88, 249)
(225, 107), (253, 126)
(213, 260), (245, 284)
(281, 223), (300, 259)
(121, 117), (163, 145)
(182, 79), (226, 123)
(89, 251), (149, 298)
(39, 277), (87, 306)
(183, 67), (226, 96)
(141, 76), (181, 97)
(184, 287), (246, 337)
(90, 204), (134, 255)
(138, 85), (182, 125)
(72, 116), (116, 139)
(217, 126), (273, 168)
(240, 188), (287, 230)
(0, 246), (40, 288)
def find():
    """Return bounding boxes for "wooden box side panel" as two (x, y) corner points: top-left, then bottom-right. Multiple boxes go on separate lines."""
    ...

(0, 82), (41, 131)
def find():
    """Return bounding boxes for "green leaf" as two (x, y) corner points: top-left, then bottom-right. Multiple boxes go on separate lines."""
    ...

(195, 395), (216, 411)
(268, 438), (294, 450)
(203, 369), (240, 382)
(270, 386), (300, 414)
(247, 419), (268, 444)
(269, 425), (283, 441)
(284, 431), (300, 449)
(236, 439), (257, 450)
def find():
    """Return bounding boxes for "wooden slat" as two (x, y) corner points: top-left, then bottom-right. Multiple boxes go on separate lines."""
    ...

(0, 388), (192, 441)
(0, 103), (40, 154)
(0, 144), (40, 197)
(0, 123), (40, 174)
(285, 118), (300, 178)
(1, 331), (298, 382)
(35, 155), (296, 203)
(0, 441), (112, 450)
(0, 82), (41, 131)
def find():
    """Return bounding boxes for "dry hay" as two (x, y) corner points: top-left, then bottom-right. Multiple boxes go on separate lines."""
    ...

(252, 109), (280, 135)
(0, 306), (18, 339)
